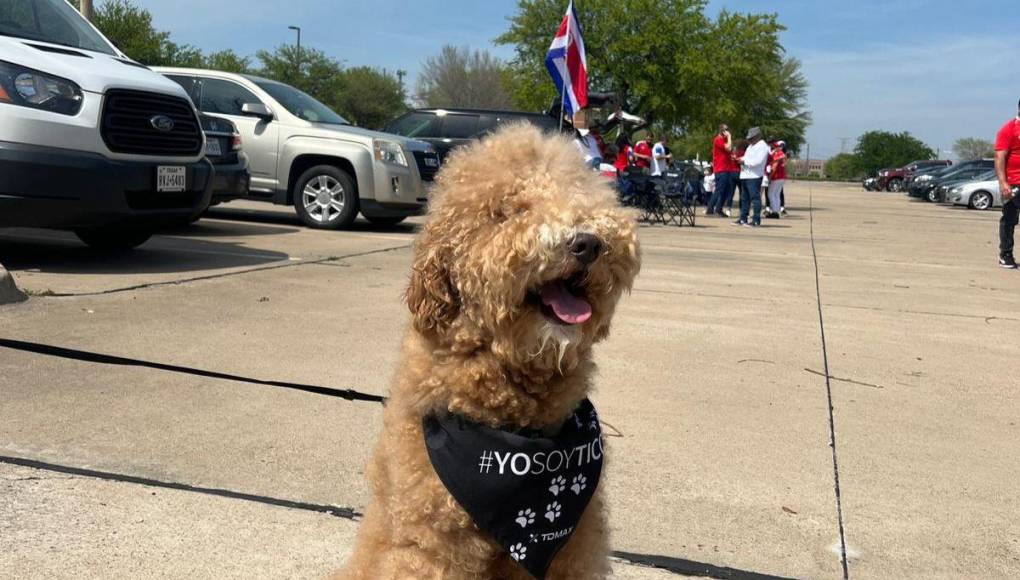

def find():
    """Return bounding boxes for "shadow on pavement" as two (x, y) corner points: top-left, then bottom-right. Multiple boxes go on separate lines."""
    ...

(0, 227), (291, 277)
(205, 206), (419, 235)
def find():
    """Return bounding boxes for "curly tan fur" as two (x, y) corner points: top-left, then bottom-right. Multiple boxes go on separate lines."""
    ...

(337, 124), (641, 579)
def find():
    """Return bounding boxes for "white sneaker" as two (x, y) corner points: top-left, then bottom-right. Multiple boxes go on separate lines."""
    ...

(722, 209), (731, 217)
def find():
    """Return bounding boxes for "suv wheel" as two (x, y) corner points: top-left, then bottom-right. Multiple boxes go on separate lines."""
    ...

(886, 178), (903, 192)
(969, 191), (993, 210)
(74, 227), (153, 251)
(364, 215), (407, 226)
(927, 188), (939, 203)
(293, 165), (359, 229)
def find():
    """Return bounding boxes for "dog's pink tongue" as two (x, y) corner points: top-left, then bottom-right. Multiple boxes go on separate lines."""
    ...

(540, 281), (592, 325)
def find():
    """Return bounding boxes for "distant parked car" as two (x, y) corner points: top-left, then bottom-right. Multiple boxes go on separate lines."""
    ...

(863, 176), (880, 191)
(878, 159), (952, 191)
(199, 114), (249, 207)
(385, 108), (559, 162)
(157, 68), (439, 229)
(948, 175), (1002, 210)
(923, 164), (996, 203)
(930, 170), (995, 203)
(908, 159), (993, 199)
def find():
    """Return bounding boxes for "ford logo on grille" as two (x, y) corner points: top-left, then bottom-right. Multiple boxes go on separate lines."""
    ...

(150, 115), (175, 132)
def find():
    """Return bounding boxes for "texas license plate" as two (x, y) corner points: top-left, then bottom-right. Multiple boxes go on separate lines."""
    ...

(157, 166), (186, 192)
(205, 139), (222, 156)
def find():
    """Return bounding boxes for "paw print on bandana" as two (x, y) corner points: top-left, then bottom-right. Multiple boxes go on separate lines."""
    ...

(571, 474), (587, 495)
(589, 418), (600, 432)
(545, 501), (562, 522)
(515, 508), (536, 528)
(548, 475), (567, 496)
(510, 542), (527, 562)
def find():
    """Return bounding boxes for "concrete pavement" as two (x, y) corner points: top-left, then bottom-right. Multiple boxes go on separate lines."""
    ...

(1, 183), (1018, 579)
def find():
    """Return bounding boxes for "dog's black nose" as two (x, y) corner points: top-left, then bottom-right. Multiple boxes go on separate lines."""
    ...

(569, 233), (602, 265)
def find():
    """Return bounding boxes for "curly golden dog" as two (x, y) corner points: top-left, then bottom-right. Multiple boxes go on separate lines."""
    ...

(338, 124), (640, 579)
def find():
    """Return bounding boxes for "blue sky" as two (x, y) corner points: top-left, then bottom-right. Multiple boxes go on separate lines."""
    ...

(131, 0), (1014, 159)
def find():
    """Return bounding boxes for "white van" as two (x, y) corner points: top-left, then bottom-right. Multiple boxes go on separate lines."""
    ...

(0, 0), (212, 249)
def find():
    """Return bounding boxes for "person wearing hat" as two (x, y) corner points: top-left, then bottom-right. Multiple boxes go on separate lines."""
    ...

(733, 127), (770, 227)
(994, 99), (1020, 269)
(765, 140), (788, 218)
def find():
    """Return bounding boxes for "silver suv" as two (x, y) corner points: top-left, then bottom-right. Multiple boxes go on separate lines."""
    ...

(155, 68), (438, 228)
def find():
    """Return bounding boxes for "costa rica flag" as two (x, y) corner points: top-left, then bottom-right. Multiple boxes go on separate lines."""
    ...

(545, 0), (588, 117)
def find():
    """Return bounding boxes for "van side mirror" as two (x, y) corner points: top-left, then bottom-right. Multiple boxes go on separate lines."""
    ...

(241, 103), (274, 121)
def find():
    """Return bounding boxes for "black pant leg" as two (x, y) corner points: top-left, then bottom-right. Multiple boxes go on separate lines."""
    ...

(1001, 197), (1019, 255)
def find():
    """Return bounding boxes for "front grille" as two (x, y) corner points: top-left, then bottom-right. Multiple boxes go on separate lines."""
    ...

(413, 151), (441, 182)
(101, 89), (202, 156)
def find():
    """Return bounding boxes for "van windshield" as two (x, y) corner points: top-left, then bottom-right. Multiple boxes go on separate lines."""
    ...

(0, 0), (116, 55)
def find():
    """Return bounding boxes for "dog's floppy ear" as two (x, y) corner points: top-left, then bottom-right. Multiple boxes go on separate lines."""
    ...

(406, 237), (459, 337)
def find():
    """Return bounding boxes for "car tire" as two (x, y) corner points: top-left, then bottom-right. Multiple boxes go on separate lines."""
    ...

(887, 179), (903, 192)
(74, 227), (153, 251)
(293, 165), (359, 230)
(969, 191), (993, 211)
(364, 215), (407, 226)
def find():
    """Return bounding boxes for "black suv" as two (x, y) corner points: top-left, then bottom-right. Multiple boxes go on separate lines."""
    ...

(385, 108), (559, 161)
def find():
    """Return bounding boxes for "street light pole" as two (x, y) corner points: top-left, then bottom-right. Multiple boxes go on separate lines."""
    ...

(80, 0), (94, 22)
(288, 26), (301, 78)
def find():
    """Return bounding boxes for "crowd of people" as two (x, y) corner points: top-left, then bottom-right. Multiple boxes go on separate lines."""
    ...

(571, 113), (790, 227)
(704, 124), (789, 227)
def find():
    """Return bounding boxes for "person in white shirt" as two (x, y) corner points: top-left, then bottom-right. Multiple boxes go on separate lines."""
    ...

(651, 134), (670, 177)
(733, 126), (770, 227)
(702, 167), (715, 214)
(573, 128), (603, 169)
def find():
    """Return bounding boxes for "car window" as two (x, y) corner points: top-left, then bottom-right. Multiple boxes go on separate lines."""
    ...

(199, 78), (262, 116)
(165, 75), (202, 107)
(442, 114), (480, 139)
(477, 114), (498, 135)
(387, 112), (441, 138)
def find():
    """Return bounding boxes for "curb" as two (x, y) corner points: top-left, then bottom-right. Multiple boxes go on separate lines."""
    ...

(0, 263), (27, 305)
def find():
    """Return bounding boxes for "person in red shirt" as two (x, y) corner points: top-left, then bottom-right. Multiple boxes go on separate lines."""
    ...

(705, 124), (740, 216)
(994, 99), (1020, 269)
(633, 137), (652, 170)
(613, 135), (633, 173)
(765, 141), (787, 218)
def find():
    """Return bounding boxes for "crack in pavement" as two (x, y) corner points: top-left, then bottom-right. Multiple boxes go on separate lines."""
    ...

(33, 244), (411, 298)
(804, 368), (884, 390)
(824, 303), (1020, 324)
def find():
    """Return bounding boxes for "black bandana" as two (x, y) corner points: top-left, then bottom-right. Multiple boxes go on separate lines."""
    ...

(423, 399), (604, 580)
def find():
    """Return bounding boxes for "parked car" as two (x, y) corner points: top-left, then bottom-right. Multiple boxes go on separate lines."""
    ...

(385, 108), (559, 162)
(199, 114), (249, 208)
(921, 163), (996, 202)
(930, 170), (995, 203)
(863, 176), (880, 191)
(948, 175), (1002, 210)
(157, 68), (439, 229)
(0, 0), (213, 249)
(877, 159), (952, 191)
(908, 159), (994, 199)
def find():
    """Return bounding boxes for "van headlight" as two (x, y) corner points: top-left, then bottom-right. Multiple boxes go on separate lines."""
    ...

(373, 139), (408, 167)
(0, 61), (83, 116)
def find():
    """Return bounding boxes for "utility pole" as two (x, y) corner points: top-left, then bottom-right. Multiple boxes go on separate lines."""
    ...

(396, 69), (407, 96)
(838, 137), (850, 154)
(805, 142), (810, 177)
(80, 0), (94, 22)
(288, 26), (301, 78)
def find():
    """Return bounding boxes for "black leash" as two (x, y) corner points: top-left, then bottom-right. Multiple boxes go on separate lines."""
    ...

(0, 337), (386, 404)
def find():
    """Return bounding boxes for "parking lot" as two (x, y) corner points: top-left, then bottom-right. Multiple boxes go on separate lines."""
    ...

(1, 181), (1018, 579)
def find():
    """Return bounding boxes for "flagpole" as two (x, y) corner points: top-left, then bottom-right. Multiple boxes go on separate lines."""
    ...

(558, 80), (567, 131)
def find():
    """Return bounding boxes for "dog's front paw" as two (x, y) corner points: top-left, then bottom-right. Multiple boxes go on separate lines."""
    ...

(515, 508), (536, 528)
(545, 501), (562, 522)
(548, 475), (567, 496)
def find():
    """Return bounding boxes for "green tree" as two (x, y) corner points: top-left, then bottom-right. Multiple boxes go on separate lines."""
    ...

(825, 152), (862, 181)
(203, 50), (252, 74)
(497, 1), (810, 153)
(952, 137), (994, 161)
(84, 0), (202, 66)
(416, 45), (513, 109)
(255, 45), (347, 114)
(337, 66), (407, 129)
(853, 131), (934, 177)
